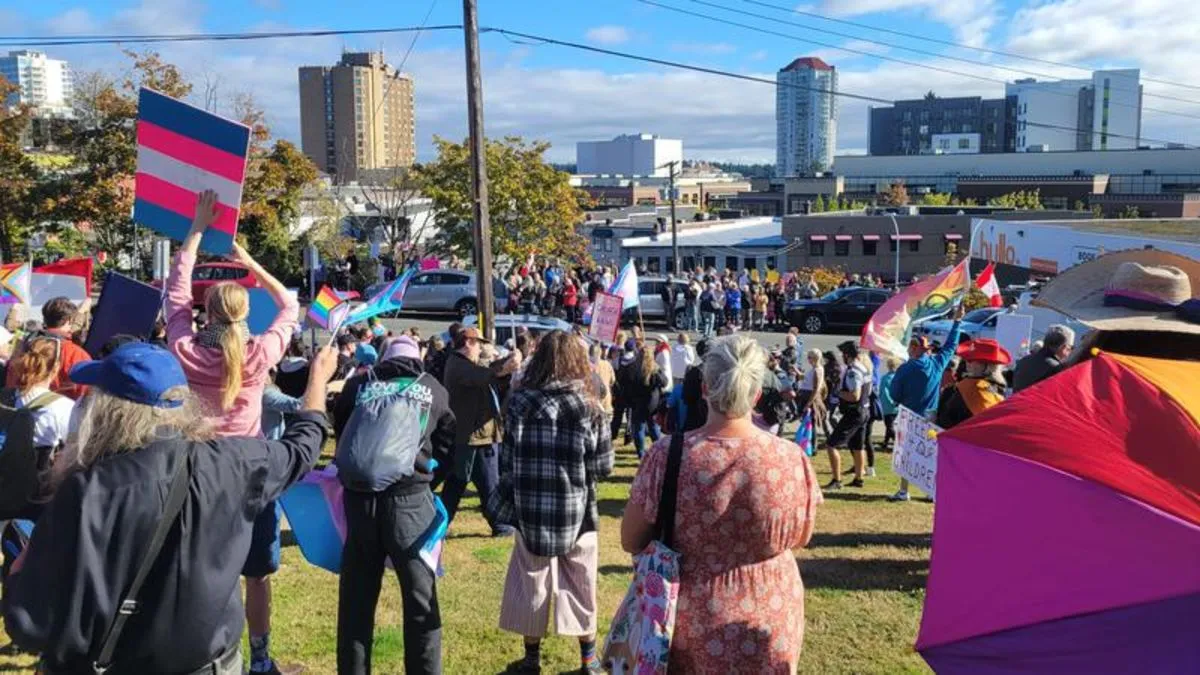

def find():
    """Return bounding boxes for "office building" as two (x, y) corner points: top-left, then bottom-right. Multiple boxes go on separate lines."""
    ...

(869, 95), (1014, 156)
(1008, 69), (1142, 152)
(298, 51), (415, 183)
(576, 133), (682, 177)
(0, 50), (73, 117)
(776, 57), (837, 177)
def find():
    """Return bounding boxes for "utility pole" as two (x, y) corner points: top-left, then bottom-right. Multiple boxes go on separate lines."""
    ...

(662, 160), (680, 276)
(462, 0), (495, 339)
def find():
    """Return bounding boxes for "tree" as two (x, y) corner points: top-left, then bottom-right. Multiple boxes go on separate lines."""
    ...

(0, 76), (42, 262)
(238, 137), (319, 283)
(988, 189), (1043, 210)
(1073, 199), (1086, 211)
(812, 194), (826, 213)
(880, 181), (910, 206)
(417, 136), (589, 265)
(1118, 204), (1141, 219)
(921, 192), (953, 206)
(1091, 205), (1104, 219)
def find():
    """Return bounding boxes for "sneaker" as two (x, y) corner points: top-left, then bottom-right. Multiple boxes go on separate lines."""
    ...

(847, 478), (865, 488)
(865, 467), (876, 478)
(492, 526), (516, 538)
(258, 663), (306, 675)
(842, 468), (856, 475)
(888, 491), (910, 502)
(824, 480), (843, 491)
(581, 660), (606, 674)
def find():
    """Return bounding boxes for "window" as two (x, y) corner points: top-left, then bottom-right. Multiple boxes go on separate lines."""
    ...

(889, 239), (898, 253)
(844, 291), (869, 303)
(647, 257), (661, 274)
(192, 267), (216, 281)
(862, 240), (877, 256)
(703, 256), (716, 270)
(683, 256), (696, 271)
(809, 241), (825, 257)
(958, 138), (971, 149)
(908, 240), (921, 253)
(743, 257), (757, 271)
(919, 124), (929, 134)
(834, 240), (850, 257)
(725, 256), (738, 272)
(869, 291), (889, 304)
(410, 273), (437, 286)
(766, 256), (777, 271)
(665, 257), (675, 274)
(604, 239), (613, 253)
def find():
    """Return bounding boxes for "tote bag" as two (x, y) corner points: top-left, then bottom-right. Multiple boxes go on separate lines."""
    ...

(602, 433), (685, 675)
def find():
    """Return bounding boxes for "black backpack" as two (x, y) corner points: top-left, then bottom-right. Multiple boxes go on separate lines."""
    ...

(0, 389), (64, 520)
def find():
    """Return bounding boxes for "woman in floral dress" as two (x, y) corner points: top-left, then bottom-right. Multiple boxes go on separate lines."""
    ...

(621, 335), (822, 674)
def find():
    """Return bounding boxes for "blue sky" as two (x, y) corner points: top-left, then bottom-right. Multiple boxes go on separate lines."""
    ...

(3, 0), (1199, 162)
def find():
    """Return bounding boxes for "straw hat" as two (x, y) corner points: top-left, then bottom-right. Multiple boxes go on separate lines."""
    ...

(1033, 249), (1200, 335)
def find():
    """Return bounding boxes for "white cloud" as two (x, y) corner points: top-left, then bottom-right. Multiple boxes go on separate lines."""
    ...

(749, 49), (769, 61)
(669, 42), (737, 55)
(817, 0), (997, 49)
(584, 25), (631, 46)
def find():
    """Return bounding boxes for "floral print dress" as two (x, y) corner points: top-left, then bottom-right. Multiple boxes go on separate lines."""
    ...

(629, 430), (821, 674)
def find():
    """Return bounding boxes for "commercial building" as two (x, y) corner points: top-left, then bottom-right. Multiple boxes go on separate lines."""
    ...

(0, 50), (73, 117)
(571, 175), (751, 210)
(298, 52), (415, 183)
(620, 217), (785, 275)
(576, 134), (682, 177)
(1008, 69), (1142, 152)
(581, 205), (700, 266)
(869, 96), (1014, 156)
(776, 57), (837, 176)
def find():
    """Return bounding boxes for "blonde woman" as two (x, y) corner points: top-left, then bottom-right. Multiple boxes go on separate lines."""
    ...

(164, 190), (301, 675)
(622, 335), (821, 673)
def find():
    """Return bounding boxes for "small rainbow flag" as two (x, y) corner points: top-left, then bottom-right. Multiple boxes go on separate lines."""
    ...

(307, 286), (356, 329)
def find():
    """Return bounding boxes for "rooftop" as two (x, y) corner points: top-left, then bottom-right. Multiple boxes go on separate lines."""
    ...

(622, 217), (783, 249)
(780, 56), (834, 72)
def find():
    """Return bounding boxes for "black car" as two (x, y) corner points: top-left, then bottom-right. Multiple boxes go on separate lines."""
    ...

(786, 287), (890, 334)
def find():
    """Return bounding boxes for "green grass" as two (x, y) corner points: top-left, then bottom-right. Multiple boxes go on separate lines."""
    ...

(1, 440), (934, 674)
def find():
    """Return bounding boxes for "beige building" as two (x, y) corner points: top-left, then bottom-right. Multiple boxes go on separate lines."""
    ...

(299, 52), (415, 183)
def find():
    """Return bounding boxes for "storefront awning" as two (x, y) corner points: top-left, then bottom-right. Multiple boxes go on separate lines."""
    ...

(943, 233), (963, 240)
(890, 234), (924, 241)
(834, 235), (853, 241)
(861, 234), (881, 241)
(809, 234), (829, 241)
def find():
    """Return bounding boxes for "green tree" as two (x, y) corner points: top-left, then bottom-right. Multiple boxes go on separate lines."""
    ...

(812, 194), (826, 213)
(417, 136), (589, 265)
(1074, 199), (1086, 211)
(0, 76), (42, 262)
(921, 192), (953, 206)
(1091, 205), (1105, 219)
(1118, 204), (1141, 219)
(988, 189), (1044, 210)
(880, 181), (909, 206)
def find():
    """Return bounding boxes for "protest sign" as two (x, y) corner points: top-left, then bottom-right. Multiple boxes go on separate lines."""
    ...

(589, 291), (623, 343)
(893, 405), (943, 500)
(246, 288), (301, 335)
(84, 272), (163, 357)
(995, 313), (1034, 361)
(133, 88), (251, 256)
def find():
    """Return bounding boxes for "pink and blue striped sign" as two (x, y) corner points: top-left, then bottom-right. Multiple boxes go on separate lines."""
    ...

(133, 88), (251, 255)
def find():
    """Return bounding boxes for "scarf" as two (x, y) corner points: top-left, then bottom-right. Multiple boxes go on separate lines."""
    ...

(195, 320), (250, 351)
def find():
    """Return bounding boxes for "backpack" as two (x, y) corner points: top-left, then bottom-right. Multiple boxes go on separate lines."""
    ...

(0, 389), (65, 520)
(335, 371), (436, 493)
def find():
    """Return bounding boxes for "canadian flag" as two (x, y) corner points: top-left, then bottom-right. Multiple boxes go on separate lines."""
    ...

(975, 262), (1003, 308)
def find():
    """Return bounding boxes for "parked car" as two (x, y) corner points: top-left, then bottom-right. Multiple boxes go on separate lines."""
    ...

(365, 270), (508, 318)
(916, 307), (1006, 346)
(150, 261), (260, 308)
(621, 277), (689, 328)
(786, 286), (890, 334)
(460, 314), (579, 347)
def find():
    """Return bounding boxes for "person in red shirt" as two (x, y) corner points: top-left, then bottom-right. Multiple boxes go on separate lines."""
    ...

(6, 297), (91, 400)
(562, 278), (579, 323)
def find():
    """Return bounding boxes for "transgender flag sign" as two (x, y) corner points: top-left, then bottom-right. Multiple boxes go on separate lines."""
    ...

(133, 88), (251, 255)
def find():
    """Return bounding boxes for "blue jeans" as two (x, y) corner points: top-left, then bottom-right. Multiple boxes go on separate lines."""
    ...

(701, 311), (716, 337)
(440, 443), (508, 533)
(630, 408), (661, 458)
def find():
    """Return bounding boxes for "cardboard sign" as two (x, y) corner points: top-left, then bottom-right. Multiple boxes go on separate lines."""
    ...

(893, 405), (943, 500)
(995, 313), (1035, 362)
(133, 88), (251, 255)
(247, 288), (301, 335)
(84, 272), (164, 357)
(588, 291), (623, 344)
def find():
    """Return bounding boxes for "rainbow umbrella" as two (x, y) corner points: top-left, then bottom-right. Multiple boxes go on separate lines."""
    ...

(917, 352), (1200, 673)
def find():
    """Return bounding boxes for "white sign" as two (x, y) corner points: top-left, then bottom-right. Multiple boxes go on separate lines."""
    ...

(995, 313), (1034, 361)
(893, 406), (943, 500)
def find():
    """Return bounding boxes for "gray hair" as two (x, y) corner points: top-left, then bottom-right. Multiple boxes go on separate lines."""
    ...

(702, 335), (766, 418)
(1044, 324), (1076, 350)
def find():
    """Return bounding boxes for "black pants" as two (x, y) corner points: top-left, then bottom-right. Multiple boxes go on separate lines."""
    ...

(882, 413), (897, 449)
(339, 487), (442, 675)
(440, 443), (503, 530)
(828, 404), (868, 451)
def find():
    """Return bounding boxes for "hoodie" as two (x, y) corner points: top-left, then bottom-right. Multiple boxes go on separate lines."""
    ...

(333, 357), (456, 493)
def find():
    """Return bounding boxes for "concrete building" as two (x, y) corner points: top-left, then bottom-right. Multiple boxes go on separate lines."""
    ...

(1007, 69), (1142, 152)
(571, 175), (751, 209)
(869, 96), (1013, 156)
(621, 217), (785, 275)
(576, 134), (682, 177)
(580, 205), (700, 266)
(776, 57), (837, 176)
(0, 50), (73, 117)
(298, 52), (415, 183)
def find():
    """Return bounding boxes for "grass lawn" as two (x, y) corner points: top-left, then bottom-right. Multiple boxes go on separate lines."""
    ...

(1, 440), (934, 674)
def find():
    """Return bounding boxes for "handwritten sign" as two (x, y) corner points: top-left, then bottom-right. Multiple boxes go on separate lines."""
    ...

(995, 313), (1034, 361)
(588, 291), (623, 344)
(893, 405), (943, 500)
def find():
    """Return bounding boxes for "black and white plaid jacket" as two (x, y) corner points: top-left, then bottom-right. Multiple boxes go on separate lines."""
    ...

(492, 380), (614, 558)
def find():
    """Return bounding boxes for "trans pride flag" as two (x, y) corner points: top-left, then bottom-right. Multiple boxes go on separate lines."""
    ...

(133, 88), (251, 255)
(307, 286), (357, 329)
(345, 265), (417, 325)
(862, 259), (970, 360)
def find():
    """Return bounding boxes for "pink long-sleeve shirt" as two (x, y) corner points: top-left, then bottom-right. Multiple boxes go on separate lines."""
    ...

(165, 251), (299, 438)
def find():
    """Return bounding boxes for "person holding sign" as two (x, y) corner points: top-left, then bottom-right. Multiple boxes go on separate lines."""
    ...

(164, 190), (302, 675)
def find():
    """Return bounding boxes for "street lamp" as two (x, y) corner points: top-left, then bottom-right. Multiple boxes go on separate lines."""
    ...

(889, 214), (901, 290)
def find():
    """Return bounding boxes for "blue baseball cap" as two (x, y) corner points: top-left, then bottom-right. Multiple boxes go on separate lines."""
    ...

(70, 342), (188, 408)
(355, 343), (379, 366)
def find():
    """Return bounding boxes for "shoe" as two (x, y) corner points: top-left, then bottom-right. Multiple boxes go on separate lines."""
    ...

(865, 467), (876, 478)
(843, 467), (856, 475)
(581, 661), (606, 674)
(492, 526), (516, 538)
(513, 662), (541, 675)
(888, 491), (910, 502)
(847, 478), (865, 488)
(824, 480), (843, 491)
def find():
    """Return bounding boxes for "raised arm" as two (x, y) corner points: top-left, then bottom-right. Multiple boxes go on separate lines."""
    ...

(165, 190), (220, 345)
(227, 243), (299, 364)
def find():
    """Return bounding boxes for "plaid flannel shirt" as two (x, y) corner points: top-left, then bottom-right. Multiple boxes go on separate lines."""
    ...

(493, 380), (614, 558)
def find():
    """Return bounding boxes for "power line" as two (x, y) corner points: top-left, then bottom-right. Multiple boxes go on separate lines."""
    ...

(636, 0), (1200, 122)
(0, 25), (463, 47)
(681, 0), (1200, 108)
(737, 0), (1200, 94)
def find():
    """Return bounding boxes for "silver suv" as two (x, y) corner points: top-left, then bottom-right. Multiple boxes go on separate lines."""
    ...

(370, 270), (508, 318)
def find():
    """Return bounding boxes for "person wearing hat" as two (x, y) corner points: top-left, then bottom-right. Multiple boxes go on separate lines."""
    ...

(2, 342), (336, 674)
(824, 341), (874, 490)
(936, 339), (1012, 430)
(441, 326), (521, 530)
(1012, 324), (1077, 393)
(331, 335), (456, 674)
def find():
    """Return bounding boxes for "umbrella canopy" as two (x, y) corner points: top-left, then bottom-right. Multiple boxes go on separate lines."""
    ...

(917, 352), (1200, 674)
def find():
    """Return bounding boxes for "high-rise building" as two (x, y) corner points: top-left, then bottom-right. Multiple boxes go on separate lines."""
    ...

(298, 51), (415, 182)
(0, 50), (73, 117)
(775, 57), (837, 177)
(869, 96), (1015, 156)
(1007, 69), (1142, 152)
(576, 134), (683, 176)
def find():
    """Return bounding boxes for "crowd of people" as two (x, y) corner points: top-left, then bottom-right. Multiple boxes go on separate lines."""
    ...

(0, 188), (1195, 674)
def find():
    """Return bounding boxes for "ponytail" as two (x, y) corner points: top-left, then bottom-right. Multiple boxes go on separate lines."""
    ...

(219, 328), (244, 411)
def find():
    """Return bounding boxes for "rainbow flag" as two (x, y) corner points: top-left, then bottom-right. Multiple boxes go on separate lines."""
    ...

(862, 259), (970, 360)
(0, 263), (31, 305)
(133, 88), (251, 255)
(307, 286), (355, 329)
(345, 265), (416, 325)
